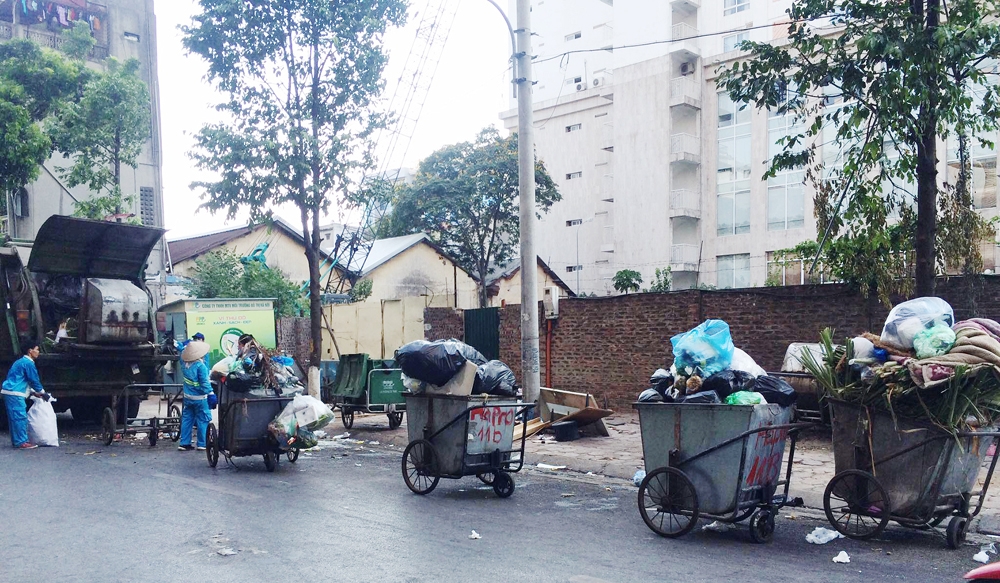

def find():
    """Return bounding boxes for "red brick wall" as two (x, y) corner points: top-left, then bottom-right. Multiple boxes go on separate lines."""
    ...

(424, 307), (464, 342)
(276, 317), (311, 365)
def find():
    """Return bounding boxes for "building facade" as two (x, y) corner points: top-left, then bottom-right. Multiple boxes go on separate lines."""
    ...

(501, 0), (999, 294)
(0, 0), (167, 300)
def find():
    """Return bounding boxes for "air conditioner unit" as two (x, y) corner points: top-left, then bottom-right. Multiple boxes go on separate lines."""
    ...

(543, 286), (560, 319)
(680, 62), (695, 76)
(592, 76), (606, 87)
(575, 83), (586, 91)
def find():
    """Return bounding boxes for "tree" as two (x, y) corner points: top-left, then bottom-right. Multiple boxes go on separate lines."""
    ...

(381, 128), (561, 307)
(184, 0), (406, 383)
(183, 248), (307, 318)
(51, 57), (151, 220)
(613, 269), (642, 294)
(644, 267), (672, 293)
(348, 279), (373, 303)
(717, 0), (1000, 300)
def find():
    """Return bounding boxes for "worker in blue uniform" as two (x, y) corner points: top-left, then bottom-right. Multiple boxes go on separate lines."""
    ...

(178, 339), (213, 451)
(2, 342), (47, 449)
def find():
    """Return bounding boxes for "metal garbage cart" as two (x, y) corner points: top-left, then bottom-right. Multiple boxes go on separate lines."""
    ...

(205, 379), (297, 472)
(634, 402), (810, 542)
(401, 392), (535, 498)
(822, 399), (1000, 547)
(100, 383), (183, 447)
(329, 354), (405, 429)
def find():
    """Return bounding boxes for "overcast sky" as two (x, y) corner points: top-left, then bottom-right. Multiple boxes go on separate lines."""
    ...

(155, 0), (512, 241)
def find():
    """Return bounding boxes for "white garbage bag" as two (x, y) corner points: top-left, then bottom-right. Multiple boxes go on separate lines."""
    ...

(27, 395), (59, 447)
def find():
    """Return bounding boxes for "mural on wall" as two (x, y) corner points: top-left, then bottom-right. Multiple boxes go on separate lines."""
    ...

(16, 1), (105, 33)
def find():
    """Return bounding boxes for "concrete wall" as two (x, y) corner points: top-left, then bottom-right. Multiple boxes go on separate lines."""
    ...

(360, 242), (480, 309)
(322, 297), (425, 360)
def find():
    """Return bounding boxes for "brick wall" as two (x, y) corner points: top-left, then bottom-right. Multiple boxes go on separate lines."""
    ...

(494, 276), (1000, 410)
(424, 307), (464, 341)
(276, 317), (311, 365)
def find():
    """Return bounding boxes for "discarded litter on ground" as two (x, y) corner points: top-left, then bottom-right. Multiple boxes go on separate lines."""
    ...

(806, 527), (845, 545)
(832, 551), (851, 564)
(632, 470), (646, 486)
(702, 521), (736, 533)
(974, 551), (991, 564)
(469, 530), (482, 540)
(537, 463), (566, 471)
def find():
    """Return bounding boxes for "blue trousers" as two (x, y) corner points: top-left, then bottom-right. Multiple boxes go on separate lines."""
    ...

(4, 394), (28, 447)
(180, 398), (211, 448)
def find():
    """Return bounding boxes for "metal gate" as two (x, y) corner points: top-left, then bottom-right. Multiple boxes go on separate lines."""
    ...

(464, 307), (500, 361)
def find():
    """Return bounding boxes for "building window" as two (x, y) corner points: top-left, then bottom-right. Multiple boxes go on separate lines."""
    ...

(140, 187), (155, 226)
(718, 92), (751, 236)
(717, 254), (750, 289)
(717, 181), (751, 236)
(565, 123), (582, 133)
(565, 31), (582, 41)
(723, 32), (748, 52)
(566, 171), (582, 180)
(767, 171), (805, 231)
(124, 32), (141, 43)
(566, 219), (583, 226)
(566, 265), (583, 272)
(724, 0), (749, 15)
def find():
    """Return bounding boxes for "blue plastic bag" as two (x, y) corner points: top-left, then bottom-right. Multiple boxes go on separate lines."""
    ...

(670, 320), (735, 377)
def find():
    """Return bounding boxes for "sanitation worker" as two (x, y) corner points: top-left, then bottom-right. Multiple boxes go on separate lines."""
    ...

(2, 342), (47, 449)
(178, 339), (213, 451)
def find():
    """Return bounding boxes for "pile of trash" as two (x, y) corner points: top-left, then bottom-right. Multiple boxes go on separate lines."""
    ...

(268, 394), (335, 450)
(394, 339), (518, 397)
(211, 336), (306, 397)
(637, 319), (797, 407)
(799, 297), (1000, 430)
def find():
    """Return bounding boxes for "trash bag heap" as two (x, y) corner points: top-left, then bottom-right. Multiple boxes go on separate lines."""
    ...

(268, 395), (335, 450)
(395, 339), (518, 397)
(636, 319), (797, 407)
(214, 336), (306, 398)
(799, 297), (1000, 431)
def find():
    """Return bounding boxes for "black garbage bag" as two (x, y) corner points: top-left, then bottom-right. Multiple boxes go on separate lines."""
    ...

(702, 370), (756, 400)
(638, 388), (663, 403)
(649, 368), (674, 399)
(395, 340), (468, 386)
(226, 372), (262, 393)
(473, 360), (517, 397)
(678, 390), (722, 404)
(443, 339), (488, 366)
(753, 375), (798, 407)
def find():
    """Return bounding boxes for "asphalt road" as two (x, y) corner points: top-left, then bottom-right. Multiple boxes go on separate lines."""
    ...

(0, 420), (992, 583)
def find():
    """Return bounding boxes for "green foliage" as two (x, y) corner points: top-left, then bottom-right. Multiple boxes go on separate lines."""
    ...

(72, 191), (139, 223)
(717, 0), (1000, 300)
(380, 127), (561, 307)
(644, 267), (672, 293)
(60, 21), (96, 61)
(183, 248), (307, 317)
(348, 279), (373, 303)
(612, 269), (642, 294)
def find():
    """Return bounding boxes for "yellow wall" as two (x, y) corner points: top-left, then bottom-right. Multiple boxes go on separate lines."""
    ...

(322, 297), (425, 359)
(489, 264), (570, 307)
(172, 226), (314, 284)
(360, 242), (480, 309)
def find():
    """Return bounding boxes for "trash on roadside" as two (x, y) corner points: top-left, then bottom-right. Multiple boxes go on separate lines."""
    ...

(633, 470), (646, 486)
(268, 394), (334, 450)
(561, 493), (575, 498)
(216, 548), (238, 556)
(702, 521), (736, 533)
(469, 530), (482, 540)
(473, 360), (518, 397)
(395, 339), (485, 387)
(27, 394), (59, 447)
(913, 324), (957, 359)
(832, 551), (851, 564)
(974, 551), (991, 564)
(880, 297), (954, 350)
(806, 527), (844, 545)
(670, 319), (735, 377)
(537, 463), (567, 471)
(724, 391), (767, 406)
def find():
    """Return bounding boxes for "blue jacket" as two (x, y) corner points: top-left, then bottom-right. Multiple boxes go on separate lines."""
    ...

(181, 360), (212, 400)
(0, 355), (43, 398)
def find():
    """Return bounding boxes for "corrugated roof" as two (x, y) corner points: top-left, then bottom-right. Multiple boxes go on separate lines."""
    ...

(485, 257), (576, 296)
(345, 233), (429, 276)
(167, 218), (326, 267)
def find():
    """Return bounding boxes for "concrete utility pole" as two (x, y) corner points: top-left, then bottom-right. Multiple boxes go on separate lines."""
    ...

(515, 0), (541, 404)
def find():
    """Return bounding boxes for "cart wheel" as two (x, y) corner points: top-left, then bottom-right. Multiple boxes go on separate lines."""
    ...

(101, 407), (115, 446)
(387, 411), (403, 430)
(148, 419), (158, 447)
(823, 469), (890, 540)
(342, 408), (354, 429)
(946, 516), (968, 549)
(168, 405), (181, 442)
(402, 439), (439, 495)
(286, 448), (299, 463)
(749, 509), (776, 544)
(493, 472), (515, 498)
(206, 424), (219, 468)
(637, 467), (700, 538)
(263, 450), (278, 472)
(477, 471), (496, 485)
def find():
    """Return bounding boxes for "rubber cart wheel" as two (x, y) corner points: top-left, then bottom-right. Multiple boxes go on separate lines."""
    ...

(148, 419), (158, 447)
(168, 405), (181, 442)
(947, 516), (968, 549)
(402, 439), (439, 495)
(637, 467), (700, 538)
(749, 508), (776, 544)
(206, 423), (219, 468)
(387, 411), (403, 430)
(823, 469), (891, 540)
(493, 472), (515, 498)
(101, 407), (116, 446)
(263, 450), (278, 472)
(286, 449), (299, 463)
(341, 408), (354, 429)
(477, 471), (496, 485)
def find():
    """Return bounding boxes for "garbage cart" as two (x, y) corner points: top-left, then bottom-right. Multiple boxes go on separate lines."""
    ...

(401, 392), (535, 498)
(205, 380), (297, 472)
(634, 402), (810, 542)
(329, 354), (406, 429)
(822, 399), (1000, 547)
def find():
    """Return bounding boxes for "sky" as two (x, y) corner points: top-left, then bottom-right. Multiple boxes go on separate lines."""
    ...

(155, 0), (512, 241)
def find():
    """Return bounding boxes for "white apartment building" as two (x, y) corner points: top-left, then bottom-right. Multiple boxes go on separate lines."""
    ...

(501, 0), (999, 294)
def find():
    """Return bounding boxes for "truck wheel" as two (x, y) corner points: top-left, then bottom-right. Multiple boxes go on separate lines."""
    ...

(101, 408), (116, 446)
(116, 396), (140, 424)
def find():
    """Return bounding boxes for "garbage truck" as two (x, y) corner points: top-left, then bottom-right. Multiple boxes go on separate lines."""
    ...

(0, 215), (170, 427)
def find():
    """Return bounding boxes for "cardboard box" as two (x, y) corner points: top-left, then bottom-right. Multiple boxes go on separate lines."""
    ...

(425, 361), (477, 396)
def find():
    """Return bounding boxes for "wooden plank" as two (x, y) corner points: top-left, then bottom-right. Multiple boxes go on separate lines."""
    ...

(513, 417), (553, 441)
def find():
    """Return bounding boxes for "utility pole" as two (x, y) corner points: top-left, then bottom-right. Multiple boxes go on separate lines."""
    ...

(515, 0), (541, 403)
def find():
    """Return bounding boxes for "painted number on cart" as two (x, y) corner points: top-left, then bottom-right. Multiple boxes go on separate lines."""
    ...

(745, 428), (789, 487)
(470, 408), (515, 445)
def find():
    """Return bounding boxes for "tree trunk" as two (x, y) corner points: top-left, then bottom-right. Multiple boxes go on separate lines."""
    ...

(914, 0), (939, 297)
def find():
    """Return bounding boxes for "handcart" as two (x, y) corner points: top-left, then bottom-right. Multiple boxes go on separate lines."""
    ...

(633, 402), (811, 542)
(205, 380), (297, 472)
(822, 399), (1000, 548)
(100, 383), (183, 447)
(401, 392), (535, 498)
(329, 354), (406, 429)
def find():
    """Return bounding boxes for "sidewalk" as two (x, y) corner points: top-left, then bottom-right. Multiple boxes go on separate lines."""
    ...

(337, 409), (1000, 534)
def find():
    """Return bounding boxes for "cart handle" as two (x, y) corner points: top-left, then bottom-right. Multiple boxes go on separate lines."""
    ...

(675, 422), (815, 469)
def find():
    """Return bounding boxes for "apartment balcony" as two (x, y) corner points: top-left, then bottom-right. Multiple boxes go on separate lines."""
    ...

(669, 133), (701, 165)
(669, 77), (701, 110)
(669, 189), (701, 219)
(25, 29), (109, 61)
(670, 22), (700, 60)
(600, 173), (614, 203)
(671, 0), (701, 11)
(669, 244), (700, 272)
